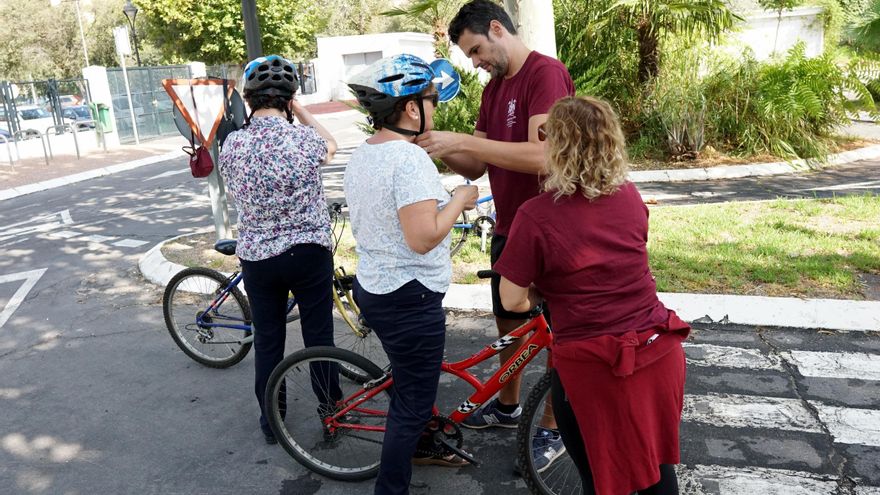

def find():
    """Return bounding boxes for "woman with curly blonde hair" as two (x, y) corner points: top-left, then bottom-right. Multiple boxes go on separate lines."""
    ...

(494, 96), (690, 495)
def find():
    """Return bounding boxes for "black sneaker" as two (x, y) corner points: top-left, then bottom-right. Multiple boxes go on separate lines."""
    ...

(462, 398), (521, 429)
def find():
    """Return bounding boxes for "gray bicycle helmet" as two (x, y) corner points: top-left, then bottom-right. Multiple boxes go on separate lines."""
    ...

(347, 54), (436, 136)
(243, 55), (299, 97)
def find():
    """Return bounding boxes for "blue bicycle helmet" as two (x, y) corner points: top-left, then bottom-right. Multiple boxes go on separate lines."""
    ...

(243, 55), (299, 97)
(348, 54), (451, 136)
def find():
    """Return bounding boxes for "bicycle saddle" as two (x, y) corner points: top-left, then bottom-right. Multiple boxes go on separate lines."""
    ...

(213, 239), (237, 256)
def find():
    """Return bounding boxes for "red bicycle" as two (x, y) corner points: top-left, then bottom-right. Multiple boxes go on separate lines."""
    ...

(264, 271), (582, 495)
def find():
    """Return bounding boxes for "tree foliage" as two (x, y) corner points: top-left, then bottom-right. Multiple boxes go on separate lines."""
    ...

(382, 0), (471, 56)
(319, 0), (396, 36)
(604, 0), (740, 84)
(0, 0), (86, 80)
(136, 0), (323, 65)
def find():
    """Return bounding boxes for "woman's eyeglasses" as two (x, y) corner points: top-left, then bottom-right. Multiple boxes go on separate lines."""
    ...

(422, 93), (439, 107)
(537, 123), (549, 142)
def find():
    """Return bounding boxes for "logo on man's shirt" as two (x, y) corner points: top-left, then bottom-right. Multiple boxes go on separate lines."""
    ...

(506, 99), (517, 128)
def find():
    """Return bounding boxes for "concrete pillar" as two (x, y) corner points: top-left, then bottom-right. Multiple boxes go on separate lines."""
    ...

(188, 62), (207, 78)
(503, 0), (558, 59)
(82, 65), (120, 147)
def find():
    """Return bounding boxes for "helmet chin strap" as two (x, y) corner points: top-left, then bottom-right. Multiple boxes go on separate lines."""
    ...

(382, 97), (426, 137)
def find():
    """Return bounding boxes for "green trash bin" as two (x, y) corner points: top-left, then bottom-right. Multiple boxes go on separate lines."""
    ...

(89, 102), (114, 133)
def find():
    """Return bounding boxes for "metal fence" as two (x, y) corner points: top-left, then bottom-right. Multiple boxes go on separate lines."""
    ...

(0, 78), (92, 138)
(107, 65), (192, 144)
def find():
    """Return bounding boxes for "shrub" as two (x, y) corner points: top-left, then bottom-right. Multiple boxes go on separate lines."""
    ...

(702, 43), (874, 158)
(432, 64), (484, 135)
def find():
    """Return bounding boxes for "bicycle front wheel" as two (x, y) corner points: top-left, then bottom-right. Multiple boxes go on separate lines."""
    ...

(163, 267), (252, 368)
(265, 346), (390, 481)
(518, 372), (583, 495)
(450, 210), (469, 256)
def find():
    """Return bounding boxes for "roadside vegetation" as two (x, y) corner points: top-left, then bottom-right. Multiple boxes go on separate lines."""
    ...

(163, 194), (880, 300)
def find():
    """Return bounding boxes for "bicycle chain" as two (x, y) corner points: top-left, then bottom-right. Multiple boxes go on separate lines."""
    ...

(413, 415), (463, 458)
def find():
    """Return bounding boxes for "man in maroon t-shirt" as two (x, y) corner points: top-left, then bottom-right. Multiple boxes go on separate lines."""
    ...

(414, 0), (575, 472)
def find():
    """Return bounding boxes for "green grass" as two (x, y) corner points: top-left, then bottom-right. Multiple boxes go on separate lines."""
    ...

(167, 195), (879, 299)
(648, 194), (880, 298)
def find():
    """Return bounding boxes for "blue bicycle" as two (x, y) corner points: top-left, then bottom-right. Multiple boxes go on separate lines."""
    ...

(161, 203), (386, 380)
(451, 194), (495, 256)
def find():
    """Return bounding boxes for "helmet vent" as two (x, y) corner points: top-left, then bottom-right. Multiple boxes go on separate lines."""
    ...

(402, 79), (427, 87)
(378, 74), (404, 83)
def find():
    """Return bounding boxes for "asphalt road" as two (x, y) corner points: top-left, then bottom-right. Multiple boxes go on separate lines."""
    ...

(0, 124), (878, 494)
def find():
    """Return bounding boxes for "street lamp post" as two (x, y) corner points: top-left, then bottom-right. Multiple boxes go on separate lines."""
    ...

(122, 0), (142, 67)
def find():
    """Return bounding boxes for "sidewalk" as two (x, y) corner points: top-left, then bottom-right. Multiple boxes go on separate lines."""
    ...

(3, 108), (879, 332)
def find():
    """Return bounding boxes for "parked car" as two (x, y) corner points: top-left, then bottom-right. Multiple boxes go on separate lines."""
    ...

(62, 105), (96, 130)
(0, 105), (58, 138)
(58, 94), (83, 107)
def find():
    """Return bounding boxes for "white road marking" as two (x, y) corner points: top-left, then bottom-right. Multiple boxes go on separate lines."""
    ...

(810, 403), (880, 447)
(0, 209), (74, 242)
(685, 393), (880, 447)
(146, 169), (189, 180)
(112, 239), (148, 248)
(79, 235), (114, 243)
(688, 464), (838, 494)
(684, 393), (823, 434)
(49, 230), (80, 239)
(0, 268), (47, 329)
(782, 350), (880, 381)
(799, 180), (880, 192)
(684, 343), (783, 371)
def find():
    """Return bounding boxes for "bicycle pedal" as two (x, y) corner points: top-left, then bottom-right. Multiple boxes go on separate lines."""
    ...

(439, 438), (479, 466)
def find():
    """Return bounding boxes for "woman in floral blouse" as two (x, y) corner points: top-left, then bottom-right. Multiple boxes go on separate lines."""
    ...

(218, 55), (338, 445)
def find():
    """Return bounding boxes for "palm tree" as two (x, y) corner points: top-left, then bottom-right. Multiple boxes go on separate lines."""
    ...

(382, 0), (469, 57)
(604, 0), (740, 84)
(851, 0), (880, 53)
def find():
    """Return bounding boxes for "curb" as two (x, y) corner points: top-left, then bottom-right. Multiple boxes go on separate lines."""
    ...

(628, 144), (880, 183)
(0, 149), (186, 202)
(142, 236), (880, 333)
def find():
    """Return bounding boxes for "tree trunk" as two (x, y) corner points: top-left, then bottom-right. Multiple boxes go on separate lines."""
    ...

(637, 20), (659, 85)
(502, 0), (558, 58)
(433, 17), (448, 58)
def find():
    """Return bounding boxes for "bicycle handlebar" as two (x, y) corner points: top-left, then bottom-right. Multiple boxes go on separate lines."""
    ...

(476, 269), (496, 279)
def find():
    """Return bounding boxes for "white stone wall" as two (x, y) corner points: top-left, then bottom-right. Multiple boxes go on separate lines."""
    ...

(310, 32), (492, 102)
(732, 6), (825, 60)
(314, 32), (435, 101)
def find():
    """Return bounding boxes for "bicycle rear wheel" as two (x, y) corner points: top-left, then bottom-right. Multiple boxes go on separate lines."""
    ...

(163, 267), (252, 368)
(333, 269), (389, 382)
(518, 372), (583, 495)
(265, 346), (390, 481)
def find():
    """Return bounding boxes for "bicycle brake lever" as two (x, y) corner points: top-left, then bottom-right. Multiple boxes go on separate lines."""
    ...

(439, 438), (480, 466)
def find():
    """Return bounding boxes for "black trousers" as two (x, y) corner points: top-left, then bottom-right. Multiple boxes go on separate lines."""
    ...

(550, 370), (680, 495)
(240, 243), (340, 437)
(354, 279), (446, 495)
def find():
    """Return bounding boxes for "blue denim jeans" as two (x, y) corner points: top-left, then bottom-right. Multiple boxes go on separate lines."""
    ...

(354, 279), (446, 495)
(240, 243), (340, 437)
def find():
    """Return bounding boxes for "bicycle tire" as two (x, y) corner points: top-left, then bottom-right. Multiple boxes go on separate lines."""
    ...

(163, 267), (253, 368)
(332, 270), (389, 382)
(450, 209), (469, 256)
(265, 346), (390, 481)
(517, 371), (582, 495)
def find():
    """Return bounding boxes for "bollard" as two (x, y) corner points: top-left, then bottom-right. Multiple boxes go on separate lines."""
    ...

(0, 135), (14, 169)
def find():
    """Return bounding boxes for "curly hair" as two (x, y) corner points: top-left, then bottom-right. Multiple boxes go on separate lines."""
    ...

(541, 96), (629, 201)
